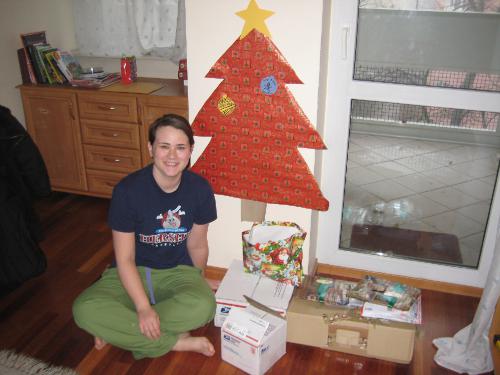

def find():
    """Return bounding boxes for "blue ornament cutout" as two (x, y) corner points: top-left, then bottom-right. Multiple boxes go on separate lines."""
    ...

(260, 75), (278, 95)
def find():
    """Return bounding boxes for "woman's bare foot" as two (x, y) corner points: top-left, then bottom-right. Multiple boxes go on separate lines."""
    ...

(172, 333), (215, 356)
(94, 336), (107, 350)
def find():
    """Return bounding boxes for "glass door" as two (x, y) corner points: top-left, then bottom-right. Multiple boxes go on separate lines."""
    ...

(316, 0), (500, 286)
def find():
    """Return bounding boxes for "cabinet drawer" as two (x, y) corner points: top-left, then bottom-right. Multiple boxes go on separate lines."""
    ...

(78, 93), (138, 123)
(81, 119), (140, 149)
(84, 144), (141, 173)
(87, 169), (127, 197)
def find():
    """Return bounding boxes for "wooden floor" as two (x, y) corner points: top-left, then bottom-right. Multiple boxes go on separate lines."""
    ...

(0, 193), (487, 374)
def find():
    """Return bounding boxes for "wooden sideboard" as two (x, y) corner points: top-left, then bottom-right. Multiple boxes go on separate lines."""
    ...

(19, 78), (188, 198)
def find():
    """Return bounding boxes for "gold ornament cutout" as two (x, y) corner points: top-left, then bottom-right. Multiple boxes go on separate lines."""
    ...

(217, 94), (236, 116)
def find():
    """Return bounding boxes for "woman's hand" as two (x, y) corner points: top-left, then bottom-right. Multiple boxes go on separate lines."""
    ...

(137, 306), (161, 340)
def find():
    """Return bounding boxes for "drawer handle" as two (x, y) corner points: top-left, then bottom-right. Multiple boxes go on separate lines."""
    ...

(98, 105), (117, 111)
(101, 132), (120, 138)
(104, 182), (115, 187)
(38, 107), (49, 115)
(103, 157), (121, 163)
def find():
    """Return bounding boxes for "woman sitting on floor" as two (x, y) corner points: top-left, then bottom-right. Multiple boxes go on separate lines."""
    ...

(73, 114), (217, 359)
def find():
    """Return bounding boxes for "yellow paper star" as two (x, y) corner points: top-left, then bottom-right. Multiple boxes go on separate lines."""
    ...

(236, 0), (274, 39)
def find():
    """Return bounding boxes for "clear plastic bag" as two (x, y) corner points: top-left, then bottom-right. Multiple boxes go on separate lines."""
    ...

(348, 275), (420, 310)
(303, 276), (359, 307)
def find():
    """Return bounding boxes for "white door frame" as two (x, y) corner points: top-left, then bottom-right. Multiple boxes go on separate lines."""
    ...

(316, 1), (500, 287)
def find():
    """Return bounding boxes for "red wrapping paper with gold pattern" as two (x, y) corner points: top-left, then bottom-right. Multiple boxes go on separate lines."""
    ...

(191, 29), (329, 211)
(242, 221), (306, 286)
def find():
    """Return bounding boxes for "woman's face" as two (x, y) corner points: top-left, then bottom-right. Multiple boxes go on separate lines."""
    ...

(148, 126), (193, 182)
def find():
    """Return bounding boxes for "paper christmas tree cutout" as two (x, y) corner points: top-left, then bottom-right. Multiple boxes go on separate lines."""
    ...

(191, 1), (329, 211)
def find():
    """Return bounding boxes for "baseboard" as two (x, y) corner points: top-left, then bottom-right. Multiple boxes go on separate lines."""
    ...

(205, 265), (227, 281)
(316, 263), (483, 298)
(205, 263), (483, 298)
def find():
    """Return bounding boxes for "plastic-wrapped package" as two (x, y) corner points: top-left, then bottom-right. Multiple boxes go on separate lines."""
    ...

(303, 276), (360, 308)
(348, 275), (420, 310)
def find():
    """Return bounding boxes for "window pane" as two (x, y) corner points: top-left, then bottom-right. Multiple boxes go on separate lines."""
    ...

(342, 99), (500, 267)
(354, 1), (500, 92)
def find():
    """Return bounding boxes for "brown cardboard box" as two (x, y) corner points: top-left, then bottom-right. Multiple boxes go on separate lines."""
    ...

(286, 296), (416, 364)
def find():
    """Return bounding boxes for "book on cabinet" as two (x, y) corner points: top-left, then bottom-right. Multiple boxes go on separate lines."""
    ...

(20, 31), (47, 84)
(17, 48), (33, 84)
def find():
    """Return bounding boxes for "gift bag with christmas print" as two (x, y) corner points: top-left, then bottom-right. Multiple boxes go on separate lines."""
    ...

(242, 221), (306, 286)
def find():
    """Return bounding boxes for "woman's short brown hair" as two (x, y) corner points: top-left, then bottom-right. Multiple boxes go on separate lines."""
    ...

(148, 113), (194, 147)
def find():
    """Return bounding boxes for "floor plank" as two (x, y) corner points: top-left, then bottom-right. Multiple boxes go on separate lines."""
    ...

(0, 193), (489, 374)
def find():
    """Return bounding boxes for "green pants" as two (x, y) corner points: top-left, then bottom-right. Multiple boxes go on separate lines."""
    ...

(72, 265), (215, 359)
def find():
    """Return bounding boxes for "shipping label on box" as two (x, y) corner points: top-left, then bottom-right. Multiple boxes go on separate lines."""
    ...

(215, 259), (294, 327)
(221, 301), (287, 375)
(215, 302), (246, 328)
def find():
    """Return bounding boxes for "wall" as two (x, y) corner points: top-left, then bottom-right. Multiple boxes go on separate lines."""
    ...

(185, 0), (325, 269)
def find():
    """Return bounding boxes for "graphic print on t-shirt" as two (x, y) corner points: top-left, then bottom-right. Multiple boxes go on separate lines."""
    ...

(138, 205), (189, 247)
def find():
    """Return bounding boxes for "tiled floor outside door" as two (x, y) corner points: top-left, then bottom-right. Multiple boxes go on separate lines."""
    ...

(342, 132), (499, 267)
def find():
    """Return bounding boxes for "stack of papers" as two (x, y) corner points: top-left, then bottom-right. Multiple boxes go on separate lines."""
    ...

(71, 72), (121, 88)
(361, 295), (422, 324)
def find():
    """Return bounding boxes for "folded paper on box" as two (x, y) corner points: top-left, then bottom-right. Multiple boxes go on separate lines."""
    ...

(214, 259), (294, 327)
(242, 221), (305, 286)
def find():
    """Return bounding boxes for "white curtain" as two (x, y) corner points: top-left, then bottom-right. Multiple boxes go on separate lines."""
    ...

(433, 224), (500, 374)
(72, 0), (186, 62)
(132, 0), (177, 49)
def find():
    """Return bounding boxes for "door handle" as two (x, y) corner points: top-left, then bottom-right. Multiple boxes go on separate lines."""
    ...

(341, 26), (350, 60)
(103, 157), (121, 163)
(101, 132), (120, 138)
(98, 105), (117, 111)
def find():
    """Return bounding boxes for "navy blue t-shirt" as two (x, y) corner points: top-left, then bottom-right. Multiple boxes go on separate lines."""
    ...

(108, 165), (217, 269)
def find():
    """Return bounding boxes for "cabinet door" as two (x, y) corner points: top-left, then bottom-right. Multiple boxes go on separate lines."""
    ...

(22, 89), (87, 192)
(138, 95), (188, 167)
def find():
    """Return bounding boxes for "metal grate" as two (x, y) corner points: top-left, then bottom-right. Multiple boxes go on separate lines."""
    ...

(351, 99), (500, 131)
(354, 64), (500, 93)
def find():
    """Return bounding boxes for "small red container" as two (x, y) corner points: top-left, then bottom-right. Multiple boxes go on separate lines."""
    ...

(121, 56), (136, 84)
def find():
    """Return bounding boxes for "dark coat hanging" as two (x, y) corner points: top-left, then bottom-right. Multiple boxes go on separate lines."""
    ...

(0, 104), (51, 294)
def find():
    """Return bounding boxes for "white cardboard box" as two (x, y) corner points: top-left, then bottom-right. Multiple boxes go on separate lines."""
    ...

(214, 259), (294, 327)
(221, 299), (287, 375)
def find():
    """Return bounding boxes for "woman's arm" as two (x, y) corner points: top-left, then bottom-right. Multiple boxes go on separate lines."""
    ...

(186, 223), (210, 271)
(113, 230), (161, 340)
